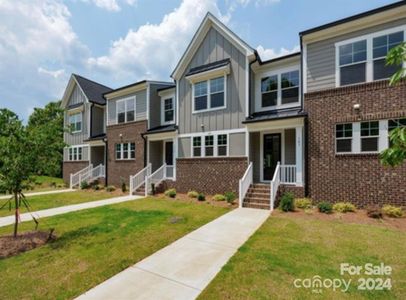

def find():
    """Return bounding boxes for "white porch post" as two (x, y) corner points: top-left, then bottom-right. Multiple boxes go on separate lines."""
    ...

(295, 126), (303, 185)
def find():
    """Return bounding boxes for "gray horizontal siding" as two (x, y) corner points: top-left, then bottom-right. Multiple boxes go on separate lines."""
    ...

(307, 18), (406, 92)
(107, 89), (147, 126)
(178, 27), (247, 134)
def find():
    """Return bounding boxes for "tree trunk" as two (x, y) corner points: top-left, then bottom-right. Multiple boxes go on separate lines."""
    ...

(13, 191), (18, 238)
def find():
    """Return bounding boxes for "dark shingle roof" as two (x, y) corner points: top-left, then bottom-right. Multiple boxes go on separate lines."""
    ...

(243, 108), (307, 124)
(144, 124), (177, 135)
(73, 74), (112, 105)
(186, 58), (230, 77)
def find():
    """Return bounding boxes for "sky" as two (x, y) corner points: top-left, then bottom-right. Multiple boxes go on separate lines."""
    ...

(0, 0), (399, 122)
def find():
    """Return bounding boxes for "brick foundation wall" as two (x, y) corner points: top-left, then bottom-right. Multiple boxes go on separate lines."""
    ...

(106, 120), (147, 187)
(63, 161), (89, 185)
(164, 157), (248, 195)
(304, 80), (406, 207)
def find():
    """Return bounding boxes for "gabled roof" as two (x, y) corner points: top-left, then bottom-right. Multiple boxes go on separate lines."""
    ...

(171, 12), (255, 80)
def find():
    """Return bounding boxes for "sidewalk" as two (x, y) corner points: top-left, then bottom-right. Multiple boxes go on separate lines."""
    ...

(0, 195), (142, 228)
(77, 208), (270, 300)
(0, 189), (74, 200)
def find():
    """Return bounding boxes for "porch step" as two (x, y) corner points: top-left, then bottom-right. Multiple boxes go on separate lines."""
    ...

(246, 191), (270, 198)
(243, 202), (270, 210)
(243, 198), (270, 204)
(133, 184), (145, 196)
(243, 183), (271, 210)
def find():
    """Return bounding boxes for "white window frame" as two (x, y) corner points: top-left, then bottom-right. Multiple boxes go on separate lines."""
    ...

(116, 96), (136, 124)
(335, 25), (406, 87)
(161, 97), (175, 125)
(255, 65), (301, 113)
(191, 133), (229, 157)
(360, 121), (380, 153)
(69, 112), (82, 133)
(192, 136), (202, 157)
(68, 145), (83, 161)
(335, 123), (353, 154)
(115, 142), (136, 160)
(192, 75), (227, 114)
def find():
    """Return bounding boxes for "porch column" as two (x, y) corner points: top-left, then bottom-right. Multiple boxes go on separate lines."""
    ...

(295, 126), (303, 185)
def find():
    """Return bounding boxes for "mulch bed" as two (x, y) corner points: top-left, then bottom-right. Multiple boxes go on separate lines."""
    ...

(273, 209), (406, 231)
(0, 230), (56, 259)
(155, 193), (238, 209)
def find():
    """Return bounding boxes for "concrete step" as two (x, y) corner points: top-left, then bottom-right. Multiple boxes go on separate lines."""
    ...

(246, 192), (270, 198)
(243, 202), (270, 210)
(243, 198), (270, 204)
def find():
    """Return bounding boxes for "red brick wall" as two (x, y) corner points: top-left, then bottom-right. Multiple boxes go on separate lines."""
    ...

(163, 157), (248, 195)
(63, 161), (89, 185)
(304, 80), (406, 207)
(106, 121), (147, 187)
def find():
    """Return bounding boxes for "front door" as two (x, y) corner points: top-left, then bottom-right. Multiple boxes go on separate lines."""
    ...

(263, 133), (281, 181)
(164, 141), (173, 166)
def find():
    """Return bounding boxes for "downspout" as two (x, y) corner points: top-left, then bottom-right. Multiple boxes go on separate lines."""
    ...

(300, 34), (309, 197)
(103, 137), (108, 186)
(141, 133), (147, 168)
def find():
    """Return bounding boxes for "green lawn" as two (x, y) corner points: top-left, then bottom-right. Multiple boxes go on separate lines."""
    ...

(0, 198), (229, 299)
(0, 176), (66, 196)
(199, 213), (406, 300)
(0, 190), (125, 217)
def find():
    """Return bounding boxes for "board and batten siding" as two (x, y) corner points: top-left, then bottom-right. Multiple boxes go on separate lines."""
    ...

(178, 27), (247, 134)
(306, 18), (406, 92)
(149, 84), (175, 129)
(107, 89), (147, 126)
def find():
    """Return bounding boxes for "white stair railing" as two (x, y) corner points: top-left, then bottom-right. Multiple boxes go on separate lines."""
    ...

(238, 162), (253, 208)
(70, 164), (93, 189)
(129, 163), (151, 196)
(91, 164), (105, 181)
(280, 165), (296, 184)
(270, 162), (281, 212)
(145, 163), (167, 196)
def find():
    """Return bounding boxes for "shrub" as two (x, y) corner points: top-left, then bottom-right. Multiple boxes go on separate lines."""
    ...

(213, 194), (226, 201)
(295, 198), (312, 209)
(318, 201), (333, 214)
(279, 192), (295, 212)
(50, 181), (57, 188)
(197, 193), (206, 201)
(382, 205), (404, 218)
(92, 184), (103, 191)
(105, 185), (116, 192)
(224, 192), (236, 204)
(366, 206), (383, 219)
(151, 183), (156, 195)
(187, 191), (198, 198)
(165, 188), (177, 198)
(80, 181), (90, 189)
(57, 183), (65, 188)
(333, 202), (357, 213)
(120, 177), (127, 193)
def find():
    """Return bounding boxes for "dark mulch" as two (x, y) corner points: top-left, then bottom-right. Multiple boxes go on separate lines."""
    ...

(0, 230), (56, 259)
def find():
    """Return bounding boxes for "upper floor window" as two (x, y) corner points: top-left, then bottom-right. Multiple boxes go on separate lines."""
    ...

(69, 112), (82, 133)
(261, 75), (277, 107)
(373, 31), (404, 80)
(281, 71), (300, 104)
(115, 142), (135, 160)
(193, 76), (225, 113)
(339, 40), (367, 86)
(117, 97), (135, 124)
(162, 97), (174, 124)
(68, 146), (83, 161)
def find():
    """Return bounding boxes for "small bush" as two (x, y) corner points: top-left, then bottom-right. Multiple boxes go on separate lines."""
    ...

(224, 192), (236, 204)
(382, 205), (403, 218)
(92, 184), (103, 191)
(366, 206), (383, 219)
(333, 202), (357, 213)
(120, 177), (127, 193)
(318, 201), (333, 214)
(57, 183), (65, 188)
(295, 198), (312, 209)
(279, 192), (295, 212)
(187, 191), (199, 198)
(165, 188), (177, 198)
(105, 185), (116, 192)
(80, 181), (90, 189)
(213, 194), (226, 201)
(197, 193), (205, 201)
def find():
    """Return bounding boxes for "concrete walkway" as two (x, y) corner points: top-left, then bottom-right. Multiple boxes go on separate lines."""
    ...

(77, 208), (270, 300)
(0, 195), (142, 228)
(0, 189), (74, 200)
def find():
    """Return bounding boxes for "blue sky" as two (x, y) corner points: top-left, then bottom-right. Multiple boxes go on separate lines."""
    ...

(0, 0), (398, 121)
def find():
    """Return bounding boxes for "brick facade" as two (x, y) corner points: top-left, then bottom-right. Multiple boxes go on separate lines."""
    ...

(106, 120), (147, 187)
(62, 161), (89, 185)
(162, 157), (248, 195)
(304, 80), (406, 207)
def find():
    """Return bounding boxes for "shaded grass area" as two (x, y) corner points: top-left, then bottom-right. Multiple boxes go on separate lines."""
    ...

(0, 190), (122, 217)
(0, 198), (229, 299)
(0, 176), (66, 196)
(199, 213), (406, 300)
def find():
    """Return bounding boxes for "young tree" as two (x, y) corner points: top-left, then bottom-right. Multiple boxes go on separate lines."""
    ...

(0, 109), (35, 237)
(380, 42), (406, 167)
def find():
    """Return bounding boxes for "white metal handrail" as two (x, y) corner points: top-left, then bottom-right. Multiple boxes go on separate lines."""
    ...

(280, 165), (296, 184)
(129, 163), (151, 196)
(70, 164), (93, 188)
(270, 162), (281, 212)
(145, 163), (167, 196)
(238, 162), (253, 208)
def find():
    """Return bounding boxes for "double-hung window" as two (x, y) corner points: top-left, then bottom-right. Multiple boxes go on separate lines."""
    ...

(373, 31), (404, 80)
(205, 135), (214, 157)
(261, 75), (278, 107)
(193, 137), (202, 157)
(194, 76), (225, 112)
(336, 124), (353, 153)
(360, 121), (379, 152)
(217, 134), (227, 156)
(339, 40), (367, 86)
(192, 134), (228, 157)
(68, 146), (82, 161)
(163, 98), (174, 123)
(69, 113), (82, 133)
(116, 142), (135, 160)
(281, 70), (300, 104)
(117, 97), (136, 124)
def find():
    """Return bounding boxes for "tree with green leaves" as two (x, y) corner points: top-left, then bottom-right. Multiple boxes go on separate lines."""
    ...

(380, 42), (406, 167)
(0, 109), (37, 237)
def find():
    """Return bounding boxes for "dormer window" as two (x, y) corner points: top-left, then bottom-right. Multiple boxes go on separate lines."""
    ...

(193, 76), (226, 113)
(117, 97), (136, 124)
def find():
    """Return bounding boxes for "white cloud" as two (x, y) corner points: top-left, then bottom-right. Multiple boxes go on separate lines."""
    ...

(79, 0), (138, 11)
(88, 0), (226, 81)
(38, 67), (66, 79)
(256, 45), (300, 61)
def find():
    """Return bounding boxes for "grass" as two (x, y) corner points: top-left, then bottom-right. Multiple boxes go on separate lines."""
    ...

(0, 197), (229, 299)
(199, 213), (406, 300)
(0, 176), (66, 195)
(0, 190), (123, 217)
